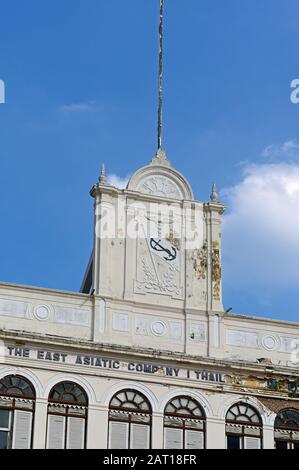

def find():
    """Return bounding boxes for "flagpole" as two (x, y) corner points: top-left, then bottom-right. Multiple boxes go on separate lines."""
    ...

(158, 0), (164, 150)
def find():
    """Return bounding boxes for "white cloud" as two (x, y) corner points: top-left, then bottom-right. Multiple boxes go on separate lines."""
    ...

(107, 174), (130, 189)
(261, 139), (299, 161)
(60, 101), (96, 113)
(222, 152), (299, 289)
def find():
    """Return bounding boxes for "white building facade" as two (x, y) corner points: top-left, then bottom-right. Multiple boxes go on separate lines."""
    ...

(1, 152), (299, 450)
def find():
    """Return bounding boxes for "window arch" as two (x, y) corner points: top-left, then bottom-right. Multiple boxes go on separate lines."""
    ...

(0, 375), (35, 449)
(275, 409), (299, 449)
(0, 375), (35, 399)
(226, 402), (262, 449)
(164, 396), (206, 449)
(46, 382), (88, 449)
(108, 389), (152, 449)
(48, 382), (88, 405)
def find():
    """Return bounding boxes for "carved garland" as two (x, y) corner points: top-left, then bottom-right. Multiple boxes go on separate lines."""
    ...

(192, 241), (208, 280)
(212, 241), (221, 301)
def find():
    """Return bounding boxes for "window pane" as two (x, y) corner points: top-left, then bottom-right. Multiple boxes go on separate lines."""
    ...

(110, 398), (121, 407)
(64, 383), (73, 392)
(126, 392), (135, 401)
(56, 384), (65, 393)
(244, 436), (261, 449)
(9, 387), (21, 395)
(12, 411), (32, 449)
(62, 393), (74, 402)
(186, 430), (204, 450)
(293, 442), (299, 449)
(109, 422), (128, 449)
(118, 393), (127, 403)
(166, 404), (176, 413)
(130, 424), (150, 449)
(122, 402), (134, 409)
(276, 440), (288, 449)
(140, 402), (149, 411)
(251, 415), (260, 424)
(227, 435), (240, 449)
(176, 408), (186, 415)
(47, 415), (65, 449)
(0, 410), (10, 429)
(236, 415), (249, 423)
(227, 412), (235, 420)
(134, 395), (143, 405)
(164, 428), (183, 449)
(180, 398), (188, 408)
(67, 417), (85, 449)
(0, 431), (9, 449)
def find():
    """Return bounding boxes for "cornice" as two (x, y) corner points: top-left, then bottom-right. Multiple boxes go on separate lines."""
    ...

(1, 328), (298, 379)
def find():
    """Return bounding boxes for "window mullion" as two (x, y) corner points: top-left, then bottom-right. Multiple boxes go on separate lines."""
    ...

(65, 407), (69, 450)
(128, 415), (132, 450)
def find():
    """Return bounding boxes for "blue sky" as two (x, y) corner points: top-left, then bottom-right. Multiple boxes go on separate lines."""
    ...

(1, 0), (299, 321)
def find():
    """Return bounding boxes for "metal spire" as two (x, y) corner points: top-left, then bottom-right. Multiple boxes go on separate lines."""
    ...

(99, 163), (106, 184)
(151, 0), (170, 166)
(158, 0), (164, 150)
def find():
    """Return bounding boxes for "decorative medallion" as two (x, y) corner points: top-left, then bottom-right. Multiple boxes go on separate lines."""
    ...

(151, 321), (167, 336)
(34, 305), (50, 321)
(137, 175), (182, 199)
(261, 334), (280, 351)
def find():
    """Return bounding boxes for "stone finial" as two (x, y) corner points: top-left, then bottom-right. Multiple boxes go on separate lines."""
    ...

(151, 147), (171, 167)
(210, 183), (219, 202)
(99, 163), (106, 184)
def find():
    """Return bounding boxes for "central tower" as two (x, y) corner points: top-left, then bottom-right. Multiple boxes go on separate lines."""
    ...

(82, 1), (225, 357)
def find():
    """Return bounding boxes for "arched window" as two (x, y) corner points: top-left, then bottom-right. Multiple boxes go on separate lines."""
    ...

(46, 382), (88, 449)
(164, 396), (206, 449)
(0, 375), (35, 449)
(108, 389), (152, 449)
(275, 409), (299, 449)
(226, 402), (262, 449)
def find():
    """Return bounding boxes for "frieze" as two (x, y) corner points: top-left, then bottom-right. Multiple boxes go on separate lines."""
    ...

(5, 346), (225, 383)
(226, 329), (299, 354)
(54, 306), (90, 327)
(0, 298), (29, 319)
(5, 345), (299, 394)
(189, 322), (207, 342)
(112, 312), (129, 332)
